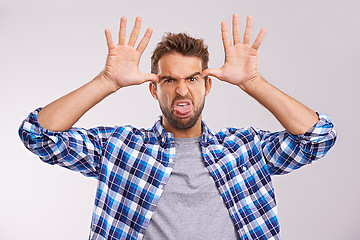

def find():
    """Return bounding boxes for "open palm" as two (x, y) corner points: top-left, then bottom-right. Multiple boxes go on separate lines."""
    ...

(102, 17), (159, 90)
(202, 15), (266, 87)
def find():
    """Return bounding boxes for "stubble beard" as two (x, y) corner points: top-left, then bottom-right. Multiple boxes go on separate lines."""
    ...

(159, 97), (205, 130)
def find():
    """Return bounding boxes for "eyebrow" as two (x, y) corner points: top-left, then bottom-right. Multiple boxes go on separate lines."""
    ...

(160, 72), (202, 81)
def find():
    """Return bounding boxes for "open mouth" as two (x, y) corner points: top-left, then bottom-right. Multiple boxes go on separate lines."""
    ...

(173, 100), (193, 118)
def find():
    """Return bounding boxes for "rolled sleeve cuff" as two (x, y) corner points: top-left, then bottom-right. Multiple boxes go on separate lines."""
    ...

(21, 108), (61, 143)
(290, 113), (336, 141)
(289, 112), (337, 158)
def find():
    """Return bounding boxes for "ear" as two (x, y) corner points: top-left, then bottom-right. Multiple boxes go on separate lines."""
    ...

(149, 82), (158, 100)
(205, 77), (212, 96)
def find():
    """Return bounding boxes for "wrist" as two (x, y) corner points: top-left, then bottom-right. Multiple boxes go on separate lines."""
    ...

(95, 71), (121, 94)
(237, 73), (263, 93)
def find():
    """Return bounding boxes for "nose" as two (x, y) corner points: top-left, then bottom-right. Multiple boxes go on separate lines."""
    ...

(175, 80), (189, 97)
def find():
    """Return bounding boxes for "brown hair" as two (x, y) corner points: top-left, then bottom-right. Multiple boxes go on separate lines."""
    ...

(151, 33), (209, 74)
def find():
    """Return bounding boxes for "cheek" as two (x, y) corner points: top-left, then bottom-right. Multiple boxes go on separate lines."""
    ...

(157, 90), (172, 105)
(192, 87), (207, 101)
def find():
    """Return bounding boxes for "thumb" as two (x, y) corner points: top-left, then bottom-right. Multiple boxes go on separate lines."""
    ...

(202, 68), (222, 80)
(142, 73), (160, 83)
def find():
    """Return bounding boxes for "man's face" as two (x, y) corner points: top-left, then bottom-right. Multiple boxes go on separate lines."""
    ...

(150, 52), (211, 131)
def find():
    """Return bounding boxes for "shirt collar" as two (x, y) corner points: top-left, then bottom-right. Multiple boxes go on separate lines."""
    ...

(151, 116), (169, 146)
(200, 119), (214, 147)
(151, 116), (214, 146)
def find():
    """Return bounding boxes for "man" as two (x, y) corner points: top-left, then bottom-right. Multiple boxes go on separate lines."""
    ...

(19, 14), (336, 239)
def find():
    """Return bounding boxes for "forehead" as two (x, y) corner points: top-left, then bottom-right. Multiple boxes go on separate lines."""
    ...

(157, 52), (202, 77)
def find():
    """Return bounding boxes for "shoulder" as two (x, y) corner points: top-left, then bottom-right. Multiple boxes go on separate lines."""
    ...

(201, 125), (268, 153)
(107, 124), (160, 143)
(209, 126), (264, 143)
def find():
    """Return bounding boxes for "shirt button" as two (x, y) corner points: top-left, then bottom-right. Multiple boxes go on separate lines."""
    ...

(167, 133), (172, 138)
(145, 213), (151, 219)
(242, 166), (247, 171)
(169, 158), (174, 163)
(159, 185), (163, 189)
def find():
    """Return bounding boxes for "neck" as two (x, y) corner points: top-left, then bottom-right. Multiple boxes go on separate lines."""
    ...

(162, 116), (203, 138)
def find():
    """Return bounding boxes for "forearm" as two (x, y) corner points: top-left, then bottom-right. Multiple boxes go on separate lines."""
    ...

(38, 73), (118, 132)
(239, 74), (319, 135)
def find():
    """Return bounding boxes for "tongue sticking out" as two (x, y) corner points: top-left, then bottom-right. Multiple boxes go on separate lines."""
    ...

(174, 102), (192, 118)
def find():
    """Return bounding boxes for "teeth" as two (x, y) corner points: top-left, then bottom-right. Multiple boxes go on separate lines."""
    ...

(178, 103), (189, 106)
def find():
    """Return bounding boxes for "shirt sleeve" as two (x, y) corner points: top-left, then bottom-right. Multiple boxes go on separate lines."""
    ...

(18, 108), (115, 178)
(258, 113), (337, 175)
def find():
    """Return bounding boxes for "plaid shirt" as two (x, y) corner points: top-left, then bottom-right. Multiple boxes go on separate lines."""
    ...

(19, 109), (336, 240)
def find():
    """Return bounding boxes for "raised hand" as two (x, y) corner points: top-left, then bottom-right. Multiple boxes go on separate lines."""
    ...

(102, 17), (159, 90)
(201, 14), (266, 88)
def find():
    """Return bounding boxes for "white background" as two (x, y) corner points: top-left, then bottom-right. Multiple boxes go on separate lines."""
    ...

(1, 0), (359, 239)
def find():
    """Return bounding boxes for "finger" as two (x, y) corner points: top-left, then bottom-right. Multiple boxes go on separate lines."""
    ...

(118, 17), (127, 45)
(252, 28), (266, 50)
(104, 28), (115, 50)
(128, 16), (142, 47)
(243, 15), (253, 45)
(201, 68), (222, 80)
(142, 73), (160, 83)
(232, 14), (241, 45)
(136, 27), (153, 55)
(221, 21), (231, 50)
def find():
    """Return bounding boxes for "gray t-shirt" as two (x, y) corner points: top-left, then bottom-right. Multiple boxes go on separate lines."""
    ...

(143, 136), (239, 239)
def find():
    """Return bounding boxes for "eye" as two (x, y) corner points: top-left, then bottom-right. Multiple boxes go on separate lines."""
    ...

(164, 78), (175, 83)
(188, 76), (198, 82)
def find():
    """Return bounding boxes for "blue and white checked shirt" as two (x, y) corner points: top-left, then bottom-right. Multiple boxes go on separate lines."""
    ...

(19, 109), (336, 240)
